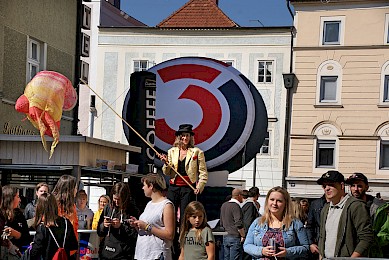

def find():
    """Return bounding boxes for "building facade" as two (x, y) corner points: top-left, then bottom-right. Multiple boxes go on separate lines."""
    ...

(90, 21), (292, 193)
(0, 0), (79, 136)
(78, 0), (146, 138)
(288, 0), (389, 198)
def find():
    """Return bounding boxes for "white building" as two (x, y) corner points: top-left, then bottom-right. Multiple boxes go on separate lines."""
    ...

(81, 0), (292, 194)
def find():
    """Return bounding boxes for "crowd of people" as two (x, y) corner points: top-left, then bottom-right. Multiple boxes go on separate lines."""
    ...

(0, 123), (388, 260)
(218, 170), (389, 260)
(0, 173), (387, 260)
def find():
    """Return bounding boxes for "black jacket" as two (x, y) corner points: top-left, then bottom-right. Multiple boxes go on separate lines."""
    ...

(30, 217), (78, 260)
(306, 195), (327, 244)
(97, 199), (140, 259)
(6, 208), (31, 250)
(241, 199), (259, 236)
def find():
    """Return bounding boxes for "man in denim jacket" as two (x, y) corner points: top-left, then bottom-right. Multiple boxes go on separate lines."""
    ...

(318, 170), (374, 258)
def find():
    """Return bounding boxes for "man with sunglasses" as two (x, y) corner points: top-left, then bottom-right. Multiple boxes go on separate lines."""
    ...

(317, 170), (373, 258)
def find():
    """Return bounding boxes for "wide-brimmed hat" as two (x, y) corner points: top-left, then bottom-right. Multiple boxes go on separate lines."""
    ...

(345, 172), (368, 185)
(175, 124), (195, 136)
(317, 170), (345, 185)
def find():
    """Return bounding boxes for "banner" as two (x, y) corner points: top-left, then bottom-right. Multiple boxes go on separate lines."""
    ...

(122, 71), (156, 174)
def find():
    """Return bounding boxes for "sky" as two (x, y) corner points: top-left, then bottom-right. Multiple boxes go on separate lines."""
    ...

(121, 0), (294, 27)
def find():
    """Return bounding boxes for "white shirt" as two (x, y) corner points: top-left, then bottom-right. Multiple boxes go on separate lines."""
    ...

(324, 193), (350, 258)
(135, 198), (174, 260)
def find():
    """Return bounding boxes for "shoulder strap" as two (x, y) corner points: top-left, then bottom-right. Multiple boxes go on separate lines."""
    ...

(48, 217), (67, 248)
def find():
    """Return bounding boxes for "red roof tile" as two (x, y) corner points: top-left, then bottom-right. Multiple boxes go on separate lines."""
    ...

(157, 0), (238, 28)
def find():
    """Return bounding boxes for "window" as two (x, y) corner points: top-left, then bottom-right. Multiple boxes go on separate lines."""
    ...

(260, 131), (270, 155)
(320, 16), (345, 46)
(134, 60), (149, 72)
(380, 141), (389, 168)
(316, 140), (335, 168)
(376, 125), (389, 173)
(323, 21), (340, 45)
(384, 75), (389, 102)
(258, 61), (273, 83)
(316, 61), (342, 105)
(320, 76), (338, 102)
(387, 21), (389, 44)
(380, 62), (389, 105)
(27, 38), (45, 81)
(384, 14), (389, 44)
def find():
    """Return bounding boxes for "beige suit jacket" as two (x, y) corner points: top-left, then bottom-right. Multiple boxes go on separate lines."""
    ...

(162, 147), (208, 193)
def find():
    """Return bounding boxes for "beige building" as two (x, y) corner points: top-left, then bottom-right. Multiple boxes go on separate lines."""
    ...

(287, 0), (389, 198)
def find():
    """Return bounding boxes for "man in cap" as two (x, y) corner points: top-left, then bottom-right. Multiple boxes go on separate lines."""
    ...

(317, 170), (373, 258)
(345, 172), (384, 218)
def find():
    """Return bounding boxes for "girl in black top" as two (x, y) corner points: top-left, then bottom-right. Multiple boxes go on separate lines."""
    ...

(97, 182), (140, 260)
(1, 185), (31, 252)
(30, 193), (78, 260)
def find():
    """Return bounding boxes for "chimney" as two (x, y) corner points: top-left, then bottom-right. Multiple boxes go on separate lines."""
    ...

(213, 0), (219, 6)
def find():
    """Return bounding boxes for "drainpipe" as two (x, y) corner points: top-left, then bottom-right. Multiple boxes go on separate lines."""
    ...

(73, 0), (82, 135)
(282, 0), (295, 188)
(89, 95), (96, 137)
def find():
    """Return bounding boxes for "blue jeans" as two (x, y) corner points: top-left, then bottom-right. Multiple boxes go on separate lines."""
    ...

(223, 236), (242, 260)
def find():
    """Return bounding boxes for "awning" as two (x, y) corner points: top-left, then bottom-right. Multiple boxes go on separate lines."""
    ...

(0, 164), (74, 171)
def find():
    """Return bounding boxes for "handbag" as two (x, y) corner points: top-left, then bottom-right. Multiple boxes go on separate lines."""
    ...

(99, 208), (129, 259)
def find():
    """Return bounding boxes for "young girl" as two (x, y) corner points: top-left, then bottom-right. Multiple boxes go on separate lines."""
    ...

(178, 201), (215, 260)
(30, 193), (78, 259)
(51, 175), (78, 239)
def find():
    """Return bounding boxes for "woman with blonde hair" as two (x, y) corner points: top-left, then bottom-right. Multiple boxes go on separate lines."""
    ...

(291, 199), (307, 226)
(243, 187), (309, 259)
(91, 194), (110, 230)
(159, 124), (208, 222)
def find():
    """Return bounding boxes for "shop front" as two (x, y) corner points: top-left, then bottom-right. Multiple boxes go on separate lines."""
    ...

(0, 134), (141, 202)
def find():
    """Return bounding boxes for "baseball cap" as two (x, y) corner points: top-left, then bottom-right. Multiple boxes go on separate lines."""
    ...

(317, 170), (345, 185)
(345, 172), (368, 185)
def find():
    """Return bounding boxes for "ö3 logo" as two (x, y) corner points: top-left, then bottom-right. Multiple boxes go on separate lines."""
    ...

(148, 57), (268, 173)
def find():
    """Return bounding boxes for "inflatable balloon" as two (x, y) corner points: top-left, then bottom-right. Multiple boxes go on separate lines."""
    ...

(15, 71), (77, 158)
